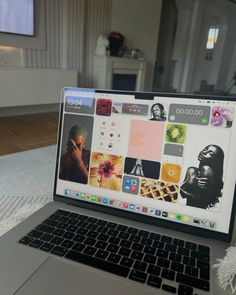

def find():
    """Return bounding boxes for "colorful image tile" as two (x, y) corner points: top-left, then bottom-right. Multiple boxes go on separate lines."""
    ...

(161, 163), (181, 183)
(166, 123), (186, 144)
(140, 179), (179, 203)
(89, 152), (123, 191)
(96, 98), (112, 116)
(211, 106), (234, 128)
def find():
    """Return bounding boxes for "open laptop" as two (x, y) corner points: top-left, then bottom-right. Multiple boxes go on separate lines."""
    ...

(0, 88), (236, 295)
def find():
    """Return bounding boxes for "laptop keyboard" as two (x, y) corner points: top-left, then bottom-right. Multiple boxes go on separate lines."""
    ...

(19, 209), (210, 294)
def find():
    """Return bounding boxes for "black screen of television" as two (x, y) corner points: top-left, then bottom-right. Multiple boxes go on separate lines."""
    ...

(0, 0), (34, 36)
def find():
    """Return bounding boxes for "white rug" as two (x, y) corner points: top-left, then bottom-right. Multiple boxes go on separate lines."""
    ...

(0, 146), (56, 236)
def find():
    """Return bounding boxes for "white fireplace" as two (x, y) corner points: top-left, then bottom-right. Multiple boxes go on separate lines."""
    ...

(92, 55), (147, 91)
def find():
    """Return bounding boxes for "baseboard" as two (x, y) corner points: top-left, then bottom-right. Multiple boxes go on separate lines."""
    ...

(0, 103), (60, 117)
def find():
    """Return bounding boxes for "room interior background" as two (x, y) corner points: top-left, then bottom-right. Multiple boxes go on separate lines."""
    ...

(0, 0), (236, 118)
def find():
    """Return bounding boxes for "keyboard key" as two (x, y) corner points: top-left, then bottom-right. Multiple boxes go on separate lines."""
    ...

(156, 249), (168, 258)
(107, 229), (119, 236)
(138, 230), (149, 238)
(185, 266), (198, 277)
(51, 237), (64, 246)
(94, 241), (108, 249)
(63, 232), (75, 240)
(95, 250), (109, 260)
(58, 216), (70, 223)
(98, 234), (109, 242)
(133, 261), (147, 272)
(61, 240), (75, 249)
(190, 250), (210, 262)
(72, 243), (85, 253)
(107, 222), (117, 229)
(78, 214), (88, 221)
(28, 230), (44, 239)
(118, 247), (131, 257)
(36, 224), (54, 234)
(120, 240), (132, 248)
(87, 231), (99, 238)
(40, 233), (53, 242)
(84, 246), (97, 256)
(127, 227), (138, 235)
(177, 247), (190, 256)
(56, 209), (70, 216)
(77, 228), (88, 235)
(84, 238), (96, 246)
(131, 251), (144, 260)
(108, 237), (120, 244)
(88, 217), (98, 224)
(169, 253), (182, 263)
(144, 246), (155, 255)
(197, 260), (210, 280)
(161, 235), (172, 243)
(162, 284), (176, 293)
(153, 241), (164, 249)
(29, 239), (44, 248)
(165, 243), (177, 253)
(73, 235), (85, 243)
(173, 238), (184, 247)
(129, 269), (147, 283)
(171, 261), (184, 273)
(198, 244), (210, 254)
(19, 236), (33, 245)
(149, 233), (160, 240)
(129, 235), (141, 242)
(107, 253), (121, 263)
(183, 256), (195, 266)
(53, 229), (65, 237)
(156, 258), (170, 268)
(68, 212), (79, 219)
(40, 243), (54, 252)
(117, 224), (128, 231)
(97, 220), (108, 226)
(51, 246), (68, 256)
(140, 238), (152, 246)
(143, 254), (156, 264)
(120, 257), (134, 268)
(176, 273), (210, 291)
(107, 244), (119, 253)
(118, 232), (130, 239)
(178, 284), (193, 295)
(132, 243), (144, 251)
(147, 275), (162, 288)
(161, 268), (175, 281)
(147, 265), (161, 276)
(185, 242), (197, 250)
(43, 219), (59, 227)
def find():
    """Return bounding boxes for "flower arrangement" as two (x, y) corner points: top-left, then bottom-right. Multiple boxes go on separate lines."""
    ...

(108, 31), (125, 57)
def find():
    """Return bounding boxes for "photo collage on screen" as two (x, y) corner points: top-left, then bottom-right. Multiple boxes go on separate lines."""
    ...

(59, 93), (235, 212)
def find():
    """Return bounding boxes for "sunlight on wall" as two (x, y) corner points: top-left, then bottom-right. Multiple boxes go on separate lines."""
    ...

(0, 45), (22, 66)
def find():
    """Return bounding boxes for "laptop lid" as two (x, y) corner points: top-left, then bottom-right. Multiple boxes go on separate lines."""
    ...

(54, 88), (236, 243)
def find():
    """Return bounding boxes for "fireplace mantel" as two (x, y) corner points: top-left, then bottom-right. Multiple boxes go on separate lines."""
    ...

(92, 55), (147, 91)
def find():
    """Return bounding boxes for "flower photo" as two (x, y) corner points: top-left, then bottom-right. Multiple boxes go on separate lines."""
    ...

(89, 152), (123, 191)
(211, 106), (234, 128)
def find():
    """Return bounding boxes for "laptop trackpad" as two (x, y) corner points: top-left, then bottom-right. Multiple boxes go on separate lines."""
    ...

(16, 257), (154, 295)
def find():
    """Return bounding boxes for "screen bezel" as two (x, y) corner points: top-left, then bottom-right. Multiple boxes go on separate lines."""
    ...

(0, 0), (35, 37)
(53, 89), (236, 243)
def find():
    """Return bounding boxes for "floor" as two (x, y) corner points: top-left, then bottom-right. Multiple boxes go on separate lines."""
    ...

(0, 112), (58, 156)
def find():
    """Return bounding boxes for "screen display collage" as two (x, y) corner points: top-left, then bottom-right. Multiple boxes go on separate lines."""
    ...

(57, 90), (236, 234)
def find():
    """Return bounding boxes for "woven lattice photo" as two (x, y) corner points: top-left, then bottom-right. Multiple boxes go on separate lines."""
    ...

(140, 179), (179, 202)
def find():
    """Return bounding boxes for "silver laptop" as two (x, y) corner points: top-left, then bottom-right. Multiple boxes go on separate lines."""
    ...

(0, 88), (236, 295)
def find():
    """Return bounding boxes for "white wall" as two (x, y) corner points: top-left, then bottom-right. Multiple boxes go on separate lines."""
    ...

(111, 0), (163, 91)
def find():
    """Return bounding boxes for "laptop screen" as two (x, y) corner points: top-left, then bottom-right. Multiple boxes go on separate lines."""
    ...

(55, 88), (236, 236)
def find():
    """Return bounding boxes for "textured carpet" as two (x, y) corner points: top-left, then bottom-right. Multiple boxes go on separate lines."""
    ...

(0, 146), (56, 235)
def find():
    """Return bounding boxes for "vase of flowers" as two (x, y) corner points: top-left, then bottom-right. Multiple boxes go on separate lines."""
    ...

(108, 31), (125, 57)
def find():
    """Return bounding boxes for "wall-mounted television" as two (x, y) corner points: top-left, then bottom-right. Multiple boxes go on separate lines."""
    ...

(0, 0), (35, 37)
